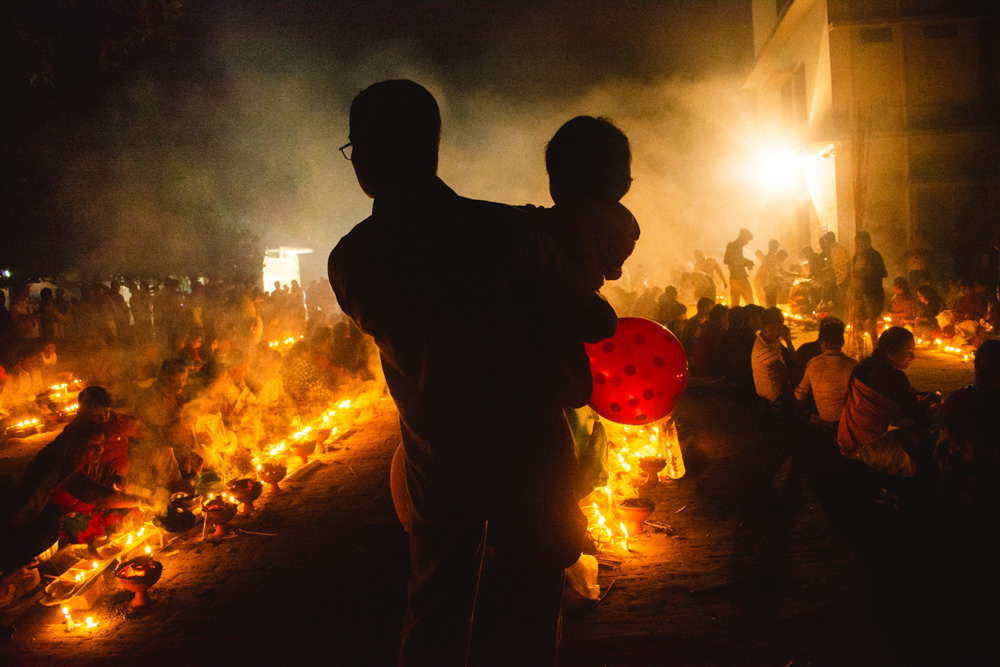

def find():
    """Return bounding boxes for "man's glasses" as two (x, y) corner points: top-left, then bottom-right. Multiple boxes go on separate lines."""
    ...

(339, 142), (353, 161)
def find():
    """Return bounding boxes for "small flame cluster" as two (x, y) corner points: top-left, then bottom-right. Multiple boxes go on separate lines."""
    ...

(579, 421), (673, 552)
(919, 338), (975, 362)
(267, 335), (304, 350)
(13, 417), (40, 429)
(251, 398), (353, 473)
(206, 492), (238, 506)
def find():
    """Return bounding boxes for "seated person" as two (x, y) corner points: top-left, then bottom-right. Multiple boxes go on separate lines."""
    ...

(0, 348), (44, 415)
(2, 406), (146, 567)
(751, 307), (796, 407)
(281, 340), (333, 413)
(680, 297), (714, 355)
(886, 276), (917, 328)
(690, 304), (729, 377)
(133, 358), (191, 488)
(837, 327), (939, 477)
(915, 284), (944, 337)
(791, 330), (823, 390)
(794, 317), (856, 424)
(654, 286), (687, 334)
(934, 340), (1000, 515)
(40, 341), (61, 382)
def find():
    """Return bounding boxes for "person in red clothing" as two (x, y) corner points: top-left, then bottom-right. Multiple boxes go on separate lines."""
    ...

(838, 327), (940, 477)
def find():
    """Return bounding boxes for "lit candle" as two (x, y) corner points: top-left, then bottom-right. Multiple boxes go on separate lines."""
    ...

(62, 606), (73, 631)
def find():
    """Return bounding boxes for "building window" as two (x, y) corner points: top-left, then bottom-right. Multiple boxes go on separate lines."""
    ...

(923, 23), (957, 39)
(859, 27), (892, 44)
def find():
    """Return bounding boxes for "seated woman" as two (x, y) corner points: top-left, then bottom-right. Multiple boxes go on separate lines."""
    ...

(915, 284), (944, 338)
(2, 417), (147, 570)
(837, 327), (940, 477)
(886, 276), (917, 328)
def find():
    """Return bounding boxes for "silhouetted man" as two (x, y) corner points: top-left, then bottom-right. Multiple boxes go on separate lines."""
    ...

(328, 80), (614, 666)
(725, 228), (756, 306)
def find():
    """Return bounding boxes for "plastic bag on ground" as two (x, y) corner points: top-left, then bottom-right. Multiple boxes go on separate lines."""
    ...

(565, 553), (600, 600)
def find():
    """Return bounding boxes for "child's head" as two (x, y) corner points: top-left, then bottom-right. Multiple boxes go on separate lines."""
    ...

(546, 116), (631, 205)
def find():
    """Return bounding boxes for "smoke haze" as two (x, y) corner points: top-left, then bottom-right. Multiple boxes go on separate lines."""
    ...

(23, 0), (760, 287)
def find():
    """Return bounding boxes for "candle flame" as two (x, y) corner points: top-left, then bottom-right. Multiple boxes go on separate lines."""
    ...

(85, 617), (97, 628)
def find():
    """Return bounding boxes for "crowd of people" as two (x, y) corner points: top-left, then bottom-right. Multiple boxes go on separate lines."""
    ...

(0, 272), (376, 578)
(600, 229), (998, 529)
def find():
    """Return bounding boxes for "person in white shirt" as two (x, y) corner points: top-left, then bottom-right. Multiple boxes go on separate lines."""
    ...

(795, 317), (857, 423)
(752, 307), (795, 405)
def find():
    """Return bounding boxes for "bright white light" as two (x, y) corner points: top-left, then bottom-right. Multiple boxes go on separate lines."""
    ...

(751, 144), (805, 194)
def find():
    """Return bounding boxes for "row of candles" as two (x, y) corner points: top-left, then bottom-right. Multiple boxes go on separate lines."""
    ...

(46, 346), (369, 632)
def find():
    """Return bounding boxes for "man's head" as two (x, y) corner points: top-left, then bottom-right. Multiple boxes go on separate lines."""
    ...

(817, 316), (846, 351)
(878, 326), (916, 370)
(545, 115), (631, 205)
(819, 231), (835, 250)
(738, 228), (753, 245)
(696, 297), (715, 317)
(855, 231), (872, 251)
(768, 239), (780, 253)
(158, 358), (189, 393)
(348, 80), (441, 198)
(15, 347), (37, 372)
(759, 307), (785, 343)
(79, 385), (112, 425)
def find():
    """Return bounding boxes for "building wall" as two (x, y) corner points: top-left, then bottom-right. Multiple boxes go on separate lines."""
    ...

(750, 0), (1000, 284)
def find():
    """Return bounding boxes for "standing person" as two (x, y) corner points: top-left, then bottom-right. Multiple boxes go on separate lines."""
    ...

(724, 228), (756, 306)
(328, 80), (614, 666)
(692, 249), (727, 301)
(850, 231), (887, 351)
(820, 231), (851, 318)
(757, 239), (781, 308)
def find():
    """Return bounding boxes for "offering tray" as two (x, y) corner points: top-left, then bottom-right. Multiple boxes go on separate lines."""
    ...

(40, 522), (165, 607)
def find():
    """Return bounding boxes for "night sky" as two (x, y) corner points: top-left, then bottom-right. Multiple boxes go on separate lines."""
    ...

(3, 0), (755, 284)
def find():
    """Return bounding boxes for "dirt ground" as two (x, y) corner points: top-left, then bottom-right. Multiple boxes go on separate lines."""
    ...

(1, 347), (995, 665)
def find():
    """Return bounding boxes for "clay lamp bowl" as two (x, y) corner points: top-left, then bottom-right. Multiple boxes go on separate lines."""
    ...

(227, 478), (263, 516)
(290, 439), (317, 465)
(170, 491), (201, 511)
(201, 496), (238, 538)
(116, 555), (163, 607)
(257, 462), (287, 494)
(617, 497), (655, 535)
(638, 456), (667, 484)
